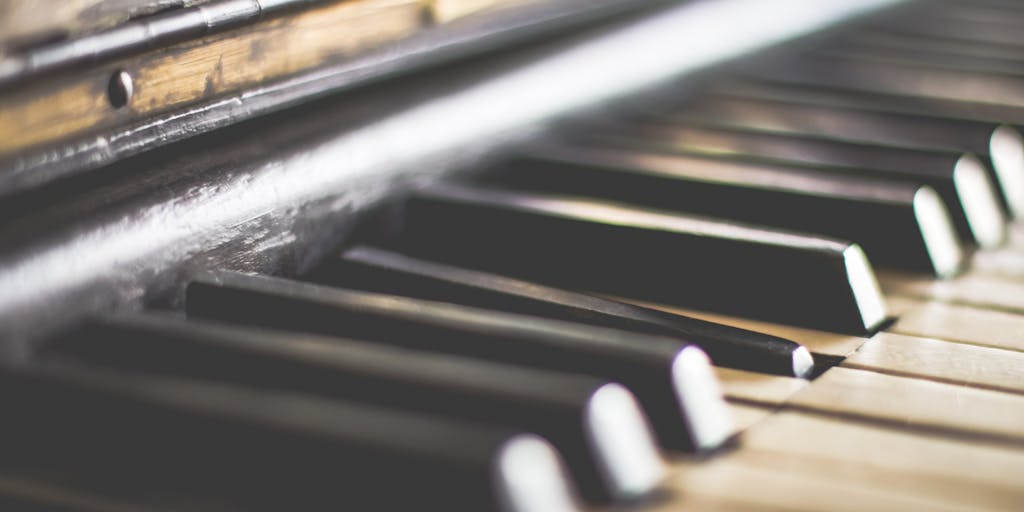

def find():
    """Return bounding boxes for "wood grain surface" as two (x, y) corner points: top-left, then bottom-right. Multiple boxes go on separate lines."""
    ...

(0, 0), (425, 157)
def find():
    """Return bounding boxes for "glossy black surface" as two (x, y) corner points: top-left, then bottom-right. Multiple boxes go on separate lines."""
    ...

(308, 245), (811, 376)
(487, 143), (952, 275)
(397, 183), (880, 334)
(185, 270), (713, 452)
(42, 313), (642, 502)
(581, 120), (1002, 245)
(0, 363), (536, 511)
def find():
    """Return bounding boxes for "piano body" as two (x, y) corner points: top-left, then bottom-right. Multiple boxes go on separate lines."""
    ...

(1, 0), (1023, 510)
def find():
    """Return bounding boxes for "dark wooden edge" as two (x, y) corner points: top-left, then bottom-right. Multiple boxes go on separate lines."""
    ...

(0, 0), (652, 197)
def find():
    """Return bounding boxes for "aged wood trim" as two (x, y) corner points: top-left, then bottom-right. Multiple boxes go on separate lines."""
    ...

(0, 0), (426, 157)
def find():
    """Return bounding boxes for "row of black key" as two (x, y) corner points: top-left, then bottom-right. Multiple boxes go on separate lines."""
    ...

(13, 0), (1024, 509)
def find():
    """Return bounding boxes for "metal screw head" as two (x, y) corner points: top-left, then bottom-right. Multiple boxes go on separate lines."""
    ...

(107, 69), (133, 108)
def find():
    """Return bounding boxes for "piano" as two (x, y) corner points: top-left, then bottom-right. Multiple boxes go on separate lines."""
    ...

(1, 0), (1023, 510)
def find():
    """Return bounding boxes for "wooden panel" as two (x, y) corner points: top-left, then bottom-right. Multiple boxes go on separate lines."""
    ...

(787, 366), (1024, 443)
(888, 295), (1024, 352)
(843, 332), (1024, 394)
(632, 301), (868, 357)
(715, 367), (808, 405)
(0, 0), (425, 156)
(881, 270), (1024, 312)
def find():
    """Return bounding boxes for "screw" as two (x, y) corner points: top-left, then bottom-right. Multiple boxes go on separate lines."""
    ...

(107, 69), (133, 109)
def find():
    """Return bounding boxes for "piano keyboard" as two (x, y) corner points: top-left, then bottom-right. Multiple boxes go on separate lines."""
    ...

(4, 0), (1024, 510)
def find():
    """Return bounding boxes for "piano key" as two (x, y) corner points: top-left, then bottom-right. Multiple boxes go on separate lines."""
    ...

(668, 93), (1024, 217)
(880, 270), (1024, 313)
(644, 297), (1024, 395)
(306, 245), (815, 378)
(185, 269), (736, 453)
(813, 40), (1024, 79)
(746, 411), (1024, 491)
(0, 364), (584, 512)
(714, 367), (809, 406)
(669, 453), (979, 512)
(727, 403), (774, 434)
(718, 76), (1024, 129)
(887, 295), (1024, 352)
(971, 245), (1024, 279)
(586, 121), (1006, 248)
(398, 183), (888, 334)
(42, 313), (665, 502)
(787, 366), (1024, 443)
(712, 80), (1024, 220)
(870, 4), (1024, 48)
(728, 412), (1024, 510)
(750, 53), (1024, 119)
(635, 302), (869, 359)
(838, 28), (1024, 64)
(489, 143), (963, 277)
(843, 332), (1024, 395)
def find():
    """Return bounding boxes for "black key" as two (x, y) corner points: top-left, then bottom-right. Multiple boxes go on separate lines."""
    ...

(306, 245), (815, 378)
(748, 54), (1024, 124)
(669, 92), (1024, 217)
(0, 364), (583, 512)
(586, 121), (1006, 248)
(714, 80), (1024, 216)
(814, 38), (1024, 78)
(43, 314), (666, 502)
(185, 270), (736, 453)
(395, 183), (888, 334)
(871, 5), (1024, 49)
(753, 53), (1024, 110)
(840, 27), (1024, 65)
(487, 143), (964, 277)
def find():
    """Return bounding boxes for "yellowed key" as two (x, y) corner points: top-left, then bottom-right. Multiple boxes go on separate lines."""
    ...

(888, 295), (1024, 352)
(844, 332), (1024, 394)
(787, 366), (1024, 443)
(741, 412), (1024, 510)
(716, 367), (809, 405)
(881, 271), (1024, 312)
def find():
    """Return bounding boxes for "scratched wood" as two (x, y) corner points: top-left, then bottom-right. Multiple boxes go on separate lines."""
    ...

(0, 0), (426, 157)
